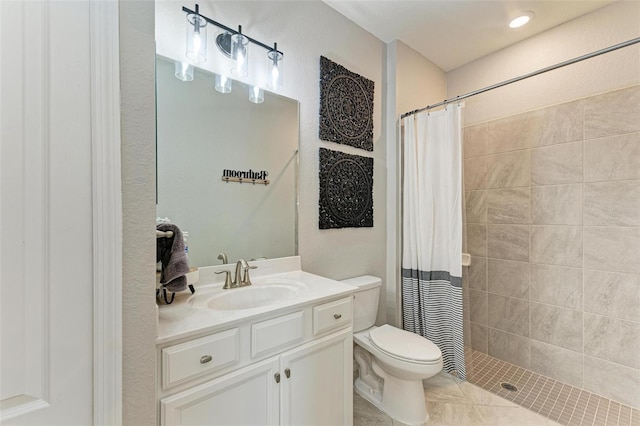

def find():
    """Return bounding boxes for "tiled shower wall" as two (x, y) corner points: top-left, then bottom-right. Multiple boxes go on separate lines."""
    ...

(462, 85), (640, 409)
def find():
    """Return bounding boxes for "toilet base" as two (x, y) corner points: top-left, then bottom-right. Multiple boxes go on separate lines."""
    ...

(354, 374), (428, 426)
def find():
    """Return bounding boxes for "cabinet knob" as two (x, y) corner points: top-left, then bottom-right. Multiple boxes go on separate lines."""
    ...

(333, 313), (342, 319)
(200, 355), (213, 364)
(284, 368), (291, 379)
(274, 372), (281, 383)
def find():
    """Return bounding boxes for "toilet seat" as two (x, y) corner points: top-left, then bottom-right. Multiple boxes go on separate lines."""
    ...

(369, 325), (441, 364)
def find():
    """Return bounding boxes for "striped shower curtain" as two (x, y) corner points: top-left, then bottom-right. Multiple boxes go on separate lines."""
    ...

(401, 105), (465, 379)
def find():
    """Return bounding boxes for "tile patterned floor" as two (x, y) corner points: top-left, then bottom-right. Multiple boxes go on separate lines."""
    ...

(465, 350), (640, 426)
(354, 370), (560, 425)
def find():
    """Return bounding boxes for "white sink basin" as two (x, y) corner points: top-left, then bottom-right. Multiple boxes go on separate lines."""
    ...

(199, 279), (308, 311)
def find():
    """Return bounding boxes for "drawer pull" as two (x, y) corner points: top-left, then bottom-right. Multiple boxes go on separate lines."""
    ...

(200, 355), (213, 364)
(333, 313), (342, 319)
(285, 368), (291, 379)
(275, 372), (281, 383)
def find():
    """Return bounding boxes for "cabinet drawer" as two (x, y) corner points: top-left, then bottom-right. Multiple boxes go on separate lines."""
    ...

(313, 297), (352, 335)
(162, 328), (240, 389)
(252, 311), (304, 358)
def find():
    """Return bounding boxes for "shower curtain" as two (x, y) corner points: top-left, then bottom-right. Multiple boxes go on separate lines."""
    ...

(401, 105), (465, 379)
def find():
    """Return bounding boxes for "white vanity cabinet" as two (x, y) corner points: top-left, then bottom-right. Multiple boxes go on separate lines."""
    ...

(158, 296), (354, 426)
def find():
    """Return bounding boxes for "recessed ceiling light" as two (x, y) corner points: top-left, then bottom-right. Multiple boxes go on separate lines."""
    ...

(509, 11), (534, 28)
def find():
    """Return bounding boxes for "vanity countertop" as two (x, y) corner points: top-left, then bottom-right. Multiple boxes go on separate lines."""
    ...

(156, 256), (357, 344)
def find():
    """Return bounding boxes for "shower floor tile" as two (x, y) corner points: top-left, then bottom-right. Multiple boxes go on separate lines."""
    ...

(466, 349), (640, 426)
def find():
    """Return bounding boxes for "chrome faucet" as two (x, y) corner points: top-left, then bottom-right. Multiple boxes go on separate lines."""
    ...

(216, 259), (257, 289)
(217, 252), (228, 264)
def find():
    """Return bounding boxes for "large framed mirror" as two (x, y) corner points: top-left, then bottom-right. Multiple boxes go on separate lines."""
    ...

(156, 56), (299, 267)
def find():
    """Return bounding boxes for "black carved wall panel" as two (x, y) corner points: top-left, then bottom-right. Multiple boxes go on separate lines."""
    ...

(319, 56), (374, 152)
(319, 148), (373, 229)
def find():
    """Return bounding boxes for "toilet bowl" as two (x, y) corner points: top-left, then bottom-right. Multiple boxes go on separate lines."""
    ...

(341, 276), (443, 426)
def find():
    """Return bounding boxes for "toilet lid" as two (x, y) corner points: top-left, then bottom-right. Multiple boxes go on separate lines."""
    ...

(369, 325), (442, 362)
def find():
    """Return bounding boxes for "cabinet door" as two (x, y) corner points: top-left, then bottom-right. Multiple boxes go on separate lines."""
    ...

(161, 357), (280, 426)
(280, 328), (353, 426)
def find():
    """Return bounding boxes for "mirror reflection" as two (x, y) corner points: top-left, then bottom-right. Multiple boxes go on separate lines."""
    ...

(156, 56), (299, 267)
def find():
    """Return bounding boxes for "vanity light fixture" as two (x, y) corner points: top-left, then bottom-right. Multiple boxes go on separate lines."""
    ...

(174, 62), (194, 81)
(185, 4), (207, 63)
(230, 26), (249, 77)
(267, 43), (283, 91)
(215, 74), (232, 93)
(249, 85), (264, 104)
(182, 4), (284, 90)
(509, 11), (534, 28)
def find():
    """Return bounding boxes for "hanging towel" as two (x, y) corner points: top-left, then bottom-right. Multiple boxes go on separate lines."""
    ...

(156, 223), (189, 292)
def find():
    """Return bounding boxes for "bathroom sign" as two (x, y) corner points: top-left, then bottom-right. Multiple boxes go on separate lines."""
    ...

(221, 168), (270, 185)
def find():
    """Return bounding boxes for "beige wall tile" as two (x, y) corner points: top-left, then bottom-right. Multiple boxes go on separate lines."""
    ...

(584, 132), (640, 182)
(531, 141), (583, 185)
(466, 190), (487, 223)
(487, 224), (530, 261)
(488, 294), (529, 336)
(583, 356), (640, 409)
(531, 184), (582, 225)
(530, 340), (583, 388)
(487, 151), (531, 188)
(530, 264), (582, 310)
(584, 269), (640, 322)
(584, 313), (640, 370)
(487, 259), (529, 299)
(584, 85), (640, 140)
(531, 100), (584, 148)
(467, 224), (487, 257)
(584, 180), (640, 226)
(488, 328), (530, 368)
(530, 225), (583, 267)
(487, 111), (538, 154)
(464, 123), (488, 158)
(470, 289), (488, 325)
(468, 256), (487, 291)
(487, 188), (531, 224)
(464, 157), (488, 190)
(584, 227), (640, 274)
(470, 322), (488, 353)
(530, 302), (583, 352)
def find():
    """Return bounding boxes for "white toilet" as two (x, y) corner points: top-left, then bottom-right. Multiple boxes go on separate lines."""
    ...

(342, 275), (443, 426)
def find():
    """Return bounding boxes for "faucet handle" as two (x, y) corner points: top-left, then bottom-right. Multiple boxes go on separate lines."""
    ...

(215, 270), (234, 289)
(242, 264), (258, 286)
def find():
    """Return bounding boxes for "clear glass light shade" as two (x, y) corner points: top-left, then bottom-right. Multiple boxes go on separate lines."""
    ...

(215, 74), (232, 93)
(230, 33), (249, 77)
(186, 14), (207, 63)
(249, 86), (264, 104)
(174, 62), (194, 81)
(267, 50), (283, 91)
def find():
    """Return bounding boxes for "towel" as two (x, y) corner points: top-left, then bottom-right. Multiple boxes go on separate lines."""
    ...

(156, 223), (189, 292)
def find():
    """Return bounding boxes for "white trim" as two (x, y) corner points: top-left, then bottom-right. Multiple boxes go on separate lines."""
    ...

(90, 1), (123, 425)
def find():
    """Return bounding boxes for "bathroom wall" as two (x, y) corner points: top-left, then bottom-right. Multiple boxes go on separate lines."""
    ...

(155, 1), (388, 322)
(448, 1), (640, 409)
(385, 40), (447, 326)
(120, 1), (158, 425)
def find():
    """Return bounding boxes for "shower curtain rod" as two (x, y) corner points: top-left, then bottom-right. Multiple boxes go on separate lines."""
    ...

(400, 37), (640, 119)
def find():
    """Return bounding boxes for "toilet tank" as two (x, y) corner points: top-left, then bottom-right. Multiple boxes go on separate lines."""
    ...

(340, 275), (382, 332)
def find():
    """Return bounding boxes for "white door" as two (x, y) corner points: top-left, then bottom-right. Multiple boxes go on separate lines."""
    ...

(1, 1), (120, 424)
(161, 357), (281, 426)
(280, 328), (353, 426)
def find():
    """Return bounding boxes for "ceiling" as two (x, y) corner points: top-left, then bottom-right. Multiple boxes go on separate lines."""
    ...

(323, 0), (615, 71)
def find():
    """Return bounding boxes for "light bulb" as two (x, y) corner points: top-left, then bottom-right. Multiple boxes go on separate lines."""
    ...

(231, 32), (249, 77)
(174, 62), (194, 82)
(215, 74), (232, 93)
(186, 13), (207, 63)
(249, 86), (264, 104)
(267, 46), (283, 91)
